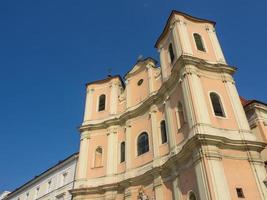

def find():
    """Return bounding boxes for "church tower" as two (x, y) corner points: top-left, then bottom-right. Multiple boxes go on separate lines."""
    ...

(71, 11), (267, 200)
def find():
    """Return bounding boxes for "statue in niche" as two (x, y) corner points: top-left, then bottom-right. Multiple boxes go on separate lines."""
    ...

(137, 186), (149, 200)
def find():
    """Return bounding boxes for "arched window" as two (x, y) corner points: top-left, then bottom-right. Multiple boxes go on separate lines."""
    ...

(160, 120), (167, 144)
(120, 142), (125, 163)
(137, 132), (149, 156)
(168, 43), (175, 63)
(193, 33), (205, 52)
(210, 92), (225, 117)
(188, 191), (197, 200)
(94, 147), (103, 167)
(177, 102), (185, 129)
(98, 94), (106, 111)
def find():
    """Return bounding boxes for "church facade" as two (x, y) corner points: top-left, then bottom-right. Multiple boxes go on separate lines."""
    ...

(70, 11), (267, 200)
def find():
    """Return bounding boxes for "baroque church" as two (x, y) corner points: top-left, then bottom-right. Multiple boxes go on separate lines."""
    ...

(3, 10), (267, 200)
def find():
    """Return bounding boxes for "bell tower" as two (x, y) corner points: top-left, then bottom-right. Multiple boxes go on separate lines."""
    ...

(156, 11), (226, 81)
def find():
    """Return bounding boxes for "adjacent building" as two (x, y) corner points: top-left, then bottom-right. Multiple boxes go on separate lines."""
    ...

(4, 153), (78, 200)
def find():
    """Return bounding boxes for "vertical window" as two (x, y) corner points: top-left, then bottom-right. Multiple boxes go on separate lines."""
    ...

(98, 94), (106, 111)
(177, 102), (185, 129)
(160, 120), (167, 144)
(168, 43), (175, 63)
(94, 147), (103, 167)
(137, 132), (149, 156)
(193, 33), (205, 52)
(210, 92), (225, 117)
(236, 188), (245, 198)
(120, 142), (125, 163)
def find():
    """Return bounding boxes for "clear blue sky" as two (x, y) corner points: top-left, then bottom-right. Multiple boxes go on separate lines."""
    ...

(0, 0), (267, 192)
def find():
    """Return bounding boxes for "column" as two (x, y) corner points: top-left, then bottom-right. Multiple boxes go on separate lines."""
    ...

(83, 87), (94, 121)
(125, 80), (131, 108)
(206, 27), (226, 64)
(170, 165), (182, 200)
(224, 78), (250, 132)
(150, 105), (159, 159)
(106, 126), (118, 175)
(76, 131), (90, 181)
(109, 81), (119, 115)
(175, 19), (193, 56)
(153, 173), (164, 200)
(164, 97), (176, 150)
(249, 151), (267, 199)
(147, 64), (155, 94)
(125, 121), (132, 171)
(159, 47), (169, 81)
(171, 21), (182, 59)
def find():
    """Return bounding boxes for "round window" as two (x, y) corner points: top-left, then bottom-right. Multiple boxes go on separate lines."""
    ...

(137, 79), (143, 86)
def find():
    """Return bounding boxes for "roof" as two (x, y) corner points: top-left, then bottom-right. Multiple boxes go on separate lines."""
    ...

(6, 152), (78, 199)
(240, 96), (267, 107)
(85, 74), (125, 88)
(155, 10), (216, 48)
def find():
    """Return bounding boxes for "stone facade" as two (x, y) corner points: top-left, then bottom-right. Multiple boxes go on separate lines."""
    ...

(71, 11), (267, 200)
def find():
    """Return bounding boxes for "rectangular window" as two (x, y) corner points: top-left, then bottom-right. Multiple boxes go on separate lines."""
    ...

(236, 188), (245, 198)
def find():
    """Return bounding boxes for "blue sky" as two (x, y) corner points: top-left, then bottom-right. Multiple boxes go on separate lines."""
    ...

(0, 0), (267, 192)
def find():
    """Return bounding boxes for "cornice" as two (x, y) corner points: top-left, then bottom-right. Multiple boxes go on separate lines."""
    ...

(80, 55), (237, 132)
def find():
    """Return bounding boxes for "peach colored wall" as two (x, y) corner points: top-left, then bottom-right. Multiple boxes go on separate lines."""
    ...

(152, 68), (162, 92)
(200, 75), (239, 130)
(184, 18), (217, 63)
(87, 129), (107, 178)
(128, 68), (150, 107)
(223, 158), (261, 200)
(179, 166), (198, 199)
(157, 105), (170, 156)
(130, 114), (153, 168)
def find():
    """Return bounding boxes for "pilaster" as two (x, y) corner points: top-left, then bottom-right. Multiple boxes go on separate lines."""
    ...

(206, 27), (226, 64)
(153, 173), (164, 200)
(125, 80), (131, 108)
(150, 105), (159, 159)
(164, 96), (176, 150)
(83, 88), (94, 121)
(147, 64), (155, 94)
(125, 121), (132, 170)
(76, 131), (91, 180)
(106, 126), (118, 175)
(109, 81), (119, 115)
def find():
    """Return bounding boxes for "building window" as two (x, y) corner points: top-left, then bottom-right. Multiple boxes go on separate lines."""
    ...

(137, 132), (149, 156)
(236, 188), (245, 198)
(177, 102), (185, 129)
(120, 142), (125, 163)
(189, 191), (197, 200)
(98, 94), (106, 111)
(168, 43), (175, 63)
(160, 120), (167, 144)
(137, 79), (144, 86)
(193, 33), (205, 52)
(94, 147), (103, 167)
(210, 92), (225, 117)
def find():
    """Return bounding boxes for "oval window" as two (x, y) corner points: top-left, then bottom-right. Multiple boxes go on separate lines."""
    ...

(137, 79), (143, 86)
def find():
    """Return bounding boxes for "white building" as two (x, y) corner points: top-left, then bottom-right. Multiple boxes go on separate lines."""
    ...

(4, 153), (78, 200)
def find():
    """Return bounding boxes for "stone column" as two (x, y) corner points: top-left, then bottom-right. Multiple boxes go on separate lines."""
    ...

(150, 105), (159, 159)
(109, 81), (119, 115)
(147, 64), (155, 94)
(206, 27), (226, 64)
(125, 80), (131, 109)
(76, 131), (90, 181)
(224, 77), (250, 132)
(164, 97), (177, 150)
(153, 173), (163, 200)
(125, 121), (132, 171)
(158, 47), (169, 82)
(170, 20), (182, 59)
(83, 87), (94, 121)
(106, 126), (118, 175)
